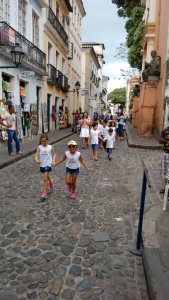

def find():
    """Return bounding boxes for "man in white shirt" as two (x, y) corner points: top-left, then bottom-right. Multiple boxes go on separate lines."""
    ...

(2, 104), (22, 156)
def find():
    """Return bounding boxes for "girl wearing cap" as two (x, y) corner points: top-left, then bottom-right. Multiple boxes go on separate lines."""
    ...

(54, 140), (92, 199)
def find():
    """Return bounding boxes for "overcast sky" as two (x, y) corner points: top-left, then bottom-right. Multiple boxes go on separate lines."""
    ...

(82, 0), (129, 92)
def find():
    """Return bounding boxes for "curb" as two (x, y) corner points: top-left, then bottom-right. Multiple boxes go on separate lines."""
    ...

(126, 126), (162, 150)
(0, 132), (74, 170)
(142, 204), (169, 300)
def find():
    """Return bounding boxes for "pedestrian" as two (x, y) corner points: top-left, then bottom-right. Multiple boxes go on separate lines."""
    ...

(89, 121), (101, 161)
(98, 119), (103, 148)
(118, 113), (125, 140)
(102, 128), (115, 161)
(79, 111), (91, 148)
(54, 140), (92, 199)
(2, 104), (22, 156)
(35, 133), (56, 200)
(108, 120), (116, 148)
(102, 120), (109, 150)
(159, 126), (169, 193)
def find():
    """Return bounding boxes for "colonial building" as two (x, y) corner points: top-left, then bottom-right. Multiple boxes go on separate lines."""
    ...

(42, 0), (72, 132)
(138, 0), (169, 137)
(0, 0), (47, 138)
(81, 44), (101, 118)
(67, 0), (86, 124)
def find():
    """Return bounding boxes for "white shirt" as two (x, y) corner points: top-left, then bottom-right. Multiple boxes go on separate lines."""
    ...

(39, 144), (53, 167)
(98, 124), (103, 135)
(4, 112), (16, 130)
(102, 126), (109, 138)
(65, 151), (81, 169)
(90, 128), (100, 144)
(104, 134), (114, 148)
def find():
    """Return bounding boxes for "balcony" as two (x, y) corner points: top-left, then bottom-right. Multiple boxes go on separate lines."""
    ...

(0, 22), (46, 74)
(47, 64), (68, 92)
(47, 64), (56, 85)
(47, 7), (68, 46)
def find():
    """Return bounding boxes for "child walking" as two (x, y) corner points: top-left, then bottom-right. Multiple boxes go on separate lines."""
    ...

(102, 128), (115, 161)
(35, 134), (56, 199)
(89, 121), (101, 161)
(55, 140), (92, 199)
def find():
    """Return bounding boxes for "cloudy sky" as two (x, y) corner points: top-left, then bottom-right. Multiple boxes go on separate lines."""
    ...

(82, 0), (129, 92)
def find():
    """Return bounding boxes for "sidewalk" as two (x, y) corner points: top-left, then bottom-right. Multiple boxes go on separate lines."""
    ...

(0, 128), (74, 170)
(126, 123), (169, 300)
(126, 122), (162, 149)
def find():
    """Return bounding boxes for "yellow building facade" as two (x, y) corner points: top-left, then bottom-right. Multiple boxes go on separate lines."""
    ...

(42, 1), (72, 131)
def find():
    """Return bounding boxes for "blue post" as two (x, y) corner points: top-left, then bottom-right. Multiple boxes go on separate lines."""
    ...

(129, 164), (151, 256)
(136, 171), (147, 251)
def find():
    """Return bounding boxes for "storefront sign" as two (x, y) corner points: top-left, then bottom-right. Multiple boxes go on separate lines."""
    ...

(30, 104), (38, 135)
(81, 89), (90, 96)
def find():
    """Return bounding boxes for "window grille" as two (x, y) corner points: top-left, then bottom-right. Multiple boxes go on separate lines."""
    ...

(32, 10), (39, 47)
(18, 0), (26, 36)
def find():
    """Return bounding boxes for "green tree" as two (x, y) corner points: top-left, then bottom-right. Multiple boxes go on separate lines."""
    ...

(112, 0), (145, 70)
(108, 87), (126, 107)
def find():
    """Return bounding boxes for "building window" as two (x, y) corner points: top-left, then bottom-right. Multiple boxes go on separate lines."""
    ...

(48, 42), (52, 64)
(32, 10), (39, 47)
(18, 0), (26, 36)
(48, 0), (52, 8)
(56, 3), (59, 19)
(56, 50), (59, 69)
(62, 58), (65, 73)
(0, 0), (9, 22)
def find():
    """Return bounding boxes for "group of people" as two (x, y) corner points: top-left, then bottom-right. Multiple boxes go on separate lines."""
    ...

(35, 111), (126, 201)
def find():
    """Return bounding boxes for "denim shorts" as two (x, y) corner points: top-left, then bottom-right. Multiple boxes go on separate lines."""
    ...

(92, 144), (98, 151)
(40, 166), (52, 173)
(66, 167), (79, 175)
(106, 148), (113, 154)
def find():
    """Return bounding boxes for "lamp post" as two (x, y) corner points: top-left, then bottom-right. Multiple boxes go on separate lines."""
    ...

(0, 43), (25, 69)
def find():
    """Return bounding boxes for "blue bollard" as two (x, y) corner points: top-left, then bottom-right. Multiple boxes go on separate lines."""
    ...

(129, 163), (151, 256)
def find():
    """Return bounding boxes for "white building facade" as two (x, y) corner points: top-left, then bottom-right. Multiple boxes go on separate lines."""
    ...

(0, 0), (47, 138)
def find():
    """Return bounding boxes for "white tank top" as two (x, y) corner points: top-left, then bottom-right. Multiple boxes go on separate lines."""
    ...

(39, 144), (52, 167)
(65, 151), (81, 169)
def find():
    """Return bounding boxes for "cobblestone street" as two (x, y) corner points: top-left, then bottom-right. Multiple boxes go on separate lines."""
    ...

(0, 135), (163, 300)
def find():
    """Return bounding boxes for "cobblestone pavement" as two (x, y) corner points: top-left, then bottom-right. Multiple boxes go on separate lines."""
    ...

(0, 135), (163, 300)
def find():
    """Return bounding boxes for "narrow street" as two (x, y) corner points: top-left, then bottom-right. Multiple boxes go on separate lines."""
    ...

(0, 135), (162, 300)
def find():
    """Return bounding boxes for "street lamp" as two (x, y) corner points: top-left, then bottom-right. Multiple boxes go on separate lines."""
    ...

(67, 81), (81, 93)
(74, 81), (81, 92)
(0, 43), (25, 69)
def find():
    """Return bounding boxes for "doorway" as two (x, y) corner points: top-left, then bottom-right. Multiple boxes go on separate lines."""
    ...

(47, 94), (51, 132)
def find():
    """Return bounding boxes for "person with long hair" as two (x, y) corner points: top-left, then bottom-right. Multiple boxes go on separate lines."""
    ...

(79, 111), (91, 148)
(35, 134), (56, 200)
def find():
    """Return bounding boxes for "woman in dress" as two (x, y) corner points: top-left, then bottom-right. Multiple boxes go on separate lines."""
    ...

(80, 111), (91, 148)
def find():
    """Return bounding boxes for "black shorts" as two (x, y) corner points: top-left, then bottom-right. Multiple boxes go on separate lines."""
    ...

(65, 167), (79, 175)
(40, 166), (52, 173)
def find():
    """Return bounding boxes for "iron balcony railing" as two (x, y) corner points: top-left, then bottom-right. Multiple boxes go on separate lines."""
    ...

(47, 64), (68, 92)
(0, 21), (46, 72)
(47, 7), (68, 46)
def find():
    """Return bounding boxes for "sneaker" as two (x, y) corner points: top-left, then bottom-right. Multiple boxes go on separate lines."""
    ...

(9, 153), (15, 156)
(41, 191), (47, 199)
(70, 193), (76, 199)
(109, 157), (112, 161)
(49, 180), (54, 190)
(68, 184), (72, 193)
(16, 151), (23, 155)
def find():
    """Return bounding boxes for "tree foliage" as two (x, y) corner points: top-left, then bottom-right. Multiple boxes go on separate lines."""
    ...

(108, 88), (126, 106)
(112, 0), (145, 70)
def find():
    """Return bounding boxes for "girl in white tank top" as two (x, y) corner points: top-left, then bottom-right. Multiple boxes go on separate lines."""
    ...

(54, 140), (92, 199)
(35, 134), (56, 200)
